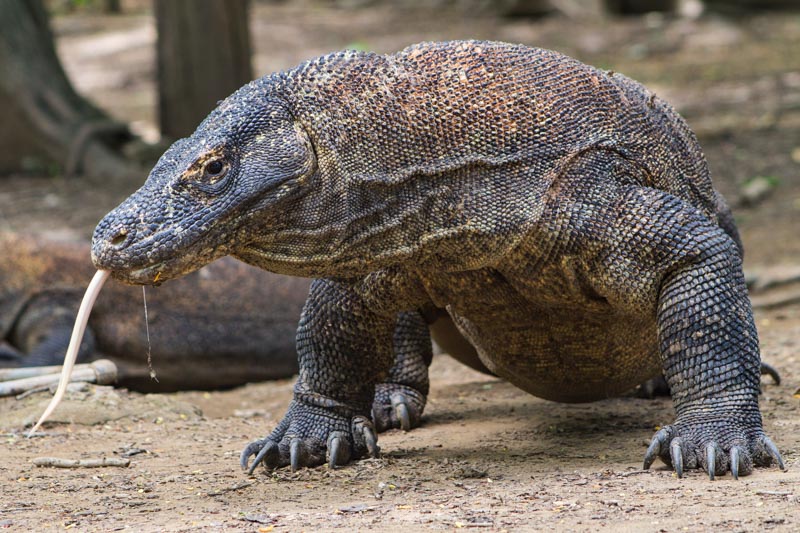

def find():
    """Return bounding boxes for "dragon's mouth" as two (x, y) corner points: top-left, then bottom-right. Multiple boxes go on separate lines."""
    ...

(93, 220), (233, 285)
(132, 262), (167, 284)
(99, 236), (218, 285)
(108, 261), (168, 285)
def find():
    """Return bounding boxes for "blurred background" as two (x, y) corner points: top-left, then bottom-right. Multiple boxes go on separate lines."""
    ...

(0, 0), (798, 268)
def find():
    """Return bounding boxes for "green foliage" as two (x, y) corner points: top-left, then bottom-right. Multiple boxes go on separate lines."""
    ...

(344, 41), (371, 52)
(20, 156), (61, 177)
(744, 175), (781, 187)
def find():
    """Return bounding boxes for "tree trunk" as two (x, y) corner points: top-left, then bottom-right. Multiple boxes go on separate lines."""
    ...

(704, 0), (800, 13)
(604, 0), (676, 14)
(104, 0), (122, 13)
(155, 0), (253, 139)
(0, 0), (141, 182)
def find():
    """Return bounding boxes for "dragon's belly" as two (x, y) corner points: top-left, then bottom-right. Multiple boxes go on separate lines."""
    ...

(449, 306), (661, 402)
(419, 257), (664, 402)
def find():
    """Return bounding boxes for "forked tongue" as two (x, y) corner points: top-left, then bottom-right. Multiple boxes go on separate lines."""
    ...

(27, 269), (110, 436)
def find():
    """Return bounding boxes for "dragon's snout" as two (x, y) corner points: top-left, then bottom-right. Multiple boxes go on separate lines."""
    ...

(102, 226), (133, 250)
(91, 212), (138, 272)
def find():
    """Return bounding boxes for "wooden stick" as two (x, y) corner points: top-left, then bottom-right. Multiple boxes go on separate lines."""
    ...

(0, 359), (117, 398)
(0, 364), (78, 382)
(32, 456), (130, 468)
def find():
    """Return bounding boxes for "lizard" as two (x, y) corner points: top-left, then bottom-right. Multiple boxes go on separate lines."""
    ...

(0, 232), (306, 391)
(89, 40), (784, 479)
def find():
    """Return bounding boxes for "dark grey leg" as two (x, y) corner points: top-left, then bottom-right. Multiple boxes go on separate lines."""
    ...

(372, 311), (432, 432)
(240, 278), (396, 472)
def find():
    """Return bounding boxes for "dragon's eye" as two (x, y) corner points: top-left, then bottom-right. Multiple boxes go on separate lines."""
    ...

(183, 155), (231, 192)
(203, 158), (226, 179)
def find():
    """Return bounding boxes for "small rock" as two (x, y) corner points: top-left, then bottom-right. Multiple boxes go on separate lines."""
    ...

(456, 466), (489, 479)
(739, 176), (779, 207)
(233, 409), (268, 419)
(242, 513), (273, 524)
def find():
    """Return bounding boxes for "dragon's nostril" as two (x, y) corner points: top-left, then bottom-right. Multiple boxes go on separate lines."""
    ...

(109, 230), (128, 248)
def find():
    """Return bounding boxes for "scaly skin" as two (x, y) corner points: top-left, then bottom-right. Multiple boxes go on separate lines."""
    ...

(91, 41), (783, 478)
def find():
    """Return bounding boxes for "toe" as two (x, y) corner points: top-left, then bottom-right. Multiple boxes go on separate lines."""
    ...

(391, 393), (412, 431)
(670, 438), (684, 478)
(248, 439), (279, 474)
(759, 435), (786, 471)
(289, 438), (308, 472)
(643, 426), (673, 470)
(372, 384), (425, 433)
(352, 416), (380, 458)
(327, 432), (351, 469)
(364, 426), (379, 458)
(730, 446), (749, 480)
(240, 439), (264, 471)
(704, 443), (722, 481)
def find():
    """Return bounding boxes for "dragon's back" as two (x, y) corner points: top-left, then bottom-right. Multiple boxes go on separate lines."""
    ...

(285, 40), (716, 219)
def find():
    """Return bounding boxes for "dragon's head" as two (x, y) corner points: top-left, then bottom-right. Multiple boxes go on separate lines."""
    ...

(92, 78), (317, 285)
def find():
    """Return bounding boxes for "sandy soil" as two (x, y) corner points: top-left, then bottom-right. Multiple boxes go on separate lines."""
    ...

(1, 3), (800, 531)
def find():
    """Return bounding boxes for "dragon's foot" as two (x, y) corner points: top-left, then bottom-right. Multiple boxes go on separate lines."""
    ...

(372, 383), (426, 432)
(240, 399), (378, 474)
(643, 415), (785, 480)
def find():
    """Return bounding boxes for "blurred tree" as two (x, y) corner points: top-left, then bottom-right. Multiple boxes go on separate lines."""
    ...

(704, 0), (800, 13)
(105, 0), (121, 13)
(155, 0), (253, 138)
(497, 0), (553, 17)
(0, 0), (139, 180)
(604, 0), (676, 14)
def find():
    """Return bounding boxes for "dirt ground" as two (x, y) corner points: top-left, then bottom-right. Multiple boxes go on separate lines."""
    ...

(2, 3), (800, 531)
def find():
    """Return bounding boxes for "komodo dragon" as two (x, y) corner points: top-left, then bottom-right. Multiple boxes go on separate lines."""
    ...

(90, 41), (784, 479)
(0, 232), (306, 391)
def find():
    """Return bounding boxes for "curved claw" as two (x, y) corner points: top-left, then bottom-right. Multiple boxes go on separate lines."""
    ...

(730, 447), (740, 480)
(390, 393), (412, 431)
(762, 435), (786, 471)
(395, 402), (411, 431)
(706, 444), (717, 481)
(643, 440), (660, 470)
(760, 362), (781, 385)
(289, 438), (306, 472)
(363, 426), (379, 458)
(240, 440), (264, 471)
(327, 434), (348, 469)
(329, 437), (341, 469)
(643, 427), (671, 470)
(670, 439), (684, 478)
(247, 440), (279, 475)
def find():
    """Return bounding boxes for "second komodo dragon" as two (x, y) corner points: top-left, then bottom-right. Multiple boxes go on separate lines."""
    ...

(90, 41), (784, 479)
(1, 232), (306, 391)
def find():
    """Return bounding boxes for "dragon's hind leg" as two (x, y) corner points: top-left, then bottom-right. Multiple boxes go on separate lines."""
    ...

(372, 311), (432, 432)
